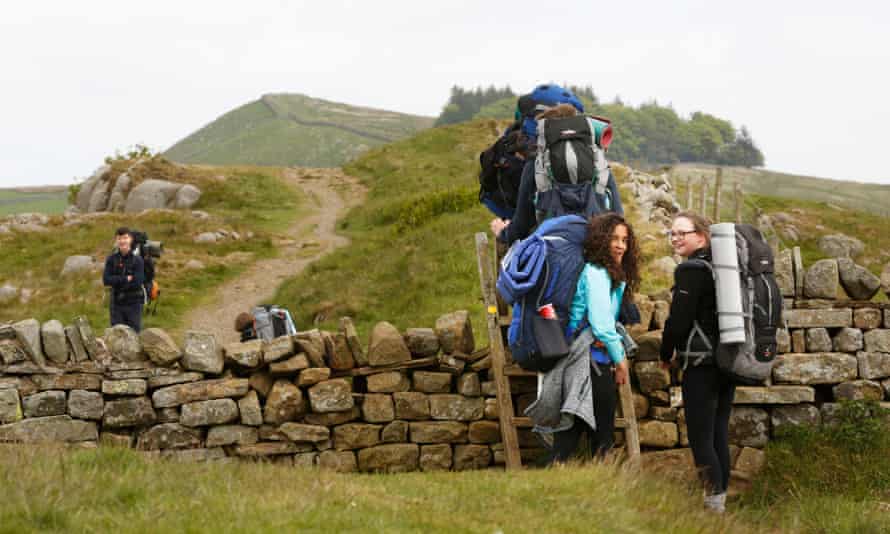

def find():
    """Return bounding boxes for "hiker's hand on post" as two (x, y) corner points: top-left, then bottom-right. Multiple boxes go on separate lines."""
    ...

(615, 359), (629, 385)
(127, 275), (133, 282)
(490, 218), (509, 237)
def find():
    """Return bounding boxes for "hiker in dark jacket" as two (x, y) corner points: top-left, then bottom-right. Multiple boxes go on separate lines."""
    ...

(660, 211), (734, 513)
(490, 105), (624, 246)
(545, 213), (640, 463)
(103, 227), (145, 332)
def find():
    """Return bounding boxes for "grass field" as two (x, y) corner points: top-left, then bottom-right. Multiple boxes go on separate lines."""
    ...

(0, 445), (754, 534)
(3, 406), (888, 534)
(0, 161), (304, 339)
(0, 188), (68, 216)
(165, 93), (435, 168)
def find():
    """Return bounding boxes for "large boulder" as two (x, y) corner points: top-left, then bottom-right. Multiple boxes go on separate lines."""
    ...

(105, 325), (144, 362)
(804, 259), (843, 299)
(836, 258), (881, 300)
(367, 322), (411, 366)
(173, 184), (202, 209)
(124, 179), (184, 212)
(40, 320), (69, 364)
(87, 180), (111, 212)
(818, 234), (864, 259)
(107, 173), (131, 212)
(75, 166), (109, 211)
(61, 255), (96, 277)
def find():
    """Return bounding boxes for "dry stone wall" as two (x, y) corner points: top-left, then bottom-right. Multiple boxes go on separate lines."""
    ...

(0, 311), (509, 472)
(3, 243), (890, 475)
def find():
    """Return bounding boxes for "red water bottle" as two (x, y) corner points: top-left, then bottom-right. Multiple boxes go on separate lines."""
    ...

(537, 303), (557, 319)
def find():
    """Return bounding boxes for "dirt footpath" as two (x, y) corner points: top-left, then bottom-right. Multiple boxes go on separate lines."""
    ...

(182, 167), (365, 344)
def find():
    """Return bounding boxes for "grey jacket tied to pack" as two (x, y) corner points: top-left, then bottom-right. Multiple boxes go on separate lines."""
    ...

(525, 328), (597, 435)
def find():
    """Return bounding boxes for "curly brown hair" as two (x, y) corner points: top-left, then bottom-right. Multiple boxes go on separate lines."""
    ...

(583, 213), (641, 304)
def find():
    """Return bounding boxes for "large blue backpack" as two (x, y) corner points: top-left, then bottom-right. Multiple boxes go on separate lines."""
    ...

(497, 215), (588, 371)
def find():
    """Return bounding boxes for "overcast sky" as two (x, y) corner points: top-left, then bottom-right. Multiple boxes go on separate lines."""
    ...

(2, 0), (888, 187)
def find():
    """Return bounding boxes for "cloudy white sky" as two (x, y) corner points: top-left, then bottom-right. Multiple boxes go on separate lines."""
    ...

(1, 0), (888, 187)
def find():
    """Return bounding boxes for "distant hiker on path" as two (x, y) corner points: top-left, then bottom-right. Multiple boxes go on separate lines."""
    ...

(660, 212), (734, 513)
(527, 213), (640, 464)
(103, 227), (145, 332)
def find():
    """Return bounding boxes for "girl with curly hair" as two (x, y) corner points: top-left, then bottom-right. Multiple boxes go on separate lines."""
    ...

(548, 212), (641, 462)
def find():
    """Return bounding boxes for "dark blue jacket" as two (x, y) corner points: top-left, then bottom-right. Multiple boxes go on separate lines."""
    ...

(103, 251), (145, 306)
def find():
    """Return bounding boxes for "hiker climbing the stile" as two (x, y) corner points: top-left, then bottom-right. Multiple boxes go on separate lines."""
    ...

(103, 227), (145, 332)
(489, 84), (623, 245)
(525, 213), (641, 463)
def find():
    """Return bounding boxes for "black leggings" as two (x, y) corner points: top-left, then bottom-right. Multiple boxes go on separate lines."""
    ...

(549, 364), (617, 462)
(682, 364), (736, 494)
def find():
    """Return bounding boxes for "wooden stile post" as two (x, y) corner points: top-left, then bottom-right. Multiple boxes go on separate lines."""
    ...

(685, 177), (693, 210)
(699, 176), (708, 216)
(475, 232), (521, 470)
(713, 167), (723, 222)
(734, 183), (743, 224)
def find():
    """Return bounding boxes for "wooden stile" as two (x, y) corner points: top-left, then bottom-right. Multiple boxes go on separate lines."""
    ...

(475, 232), (640, 470)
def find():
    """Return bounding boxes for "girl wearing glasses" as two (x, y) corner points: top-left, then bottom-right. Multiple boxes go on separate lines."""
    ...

(660, 211), (735, 513)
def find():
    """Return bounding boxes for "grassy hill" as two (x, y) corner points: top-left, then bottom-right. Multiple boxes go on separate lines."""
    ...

(671, 163), (890, 218)
(0, 188), (68, 216)
(0, 156), (305, 337)
(269, 119), (674, 339)
(165, 94), (435, 168)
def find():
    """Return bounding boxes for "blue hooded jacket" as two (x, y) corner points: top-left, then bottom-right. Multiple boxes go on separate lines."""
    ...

(496, 215), (589, 361)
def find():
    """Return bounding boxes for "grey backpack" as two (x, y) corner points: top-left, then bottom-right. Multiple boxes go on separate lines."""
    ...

(251, 305), (297, 341)
(533, 115), (611, 221)
(680, 224), (783, 385)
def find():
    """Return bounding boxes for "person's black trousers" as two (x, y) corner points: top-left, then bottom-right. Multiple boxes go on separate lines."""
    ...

(682, 364), (736, 494)
(548, 363), (617, 462)
(111, 302), (143, 333)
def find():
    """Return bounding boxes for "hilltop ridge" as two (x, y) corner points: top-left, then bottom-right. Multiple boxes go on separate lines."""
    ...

(164, 93), (435, 168)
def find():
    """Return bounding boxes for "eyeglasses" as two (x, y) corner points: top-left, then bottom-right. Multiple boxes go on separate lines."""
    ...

(668, 230), (697, 241)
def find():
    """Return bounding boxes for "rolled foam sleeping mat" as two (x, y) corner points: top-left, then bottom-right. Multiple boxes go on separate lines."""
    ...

(710, 222), (746, 344)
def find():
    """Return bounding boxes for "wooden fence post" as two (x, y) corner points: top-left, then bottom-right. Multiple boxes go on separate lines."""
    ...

(734, 183), (743, 224)
(713, 167), (723, 222)
(685, 177), (693, 210)
(699, 176), (708, 216)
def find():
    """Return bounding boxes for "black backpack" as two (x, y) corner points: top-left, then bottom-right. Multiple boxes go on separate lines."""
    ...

(478, 122), (526, 212)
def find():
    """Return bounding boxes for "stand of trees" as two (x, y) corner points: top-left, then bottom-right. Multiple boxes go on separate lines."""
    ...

(436, 85), (764, 167)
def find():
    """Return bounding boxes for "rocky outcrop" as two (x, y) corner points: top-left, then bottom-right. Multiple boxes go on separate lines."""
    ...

(73, 162), (201, 214)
